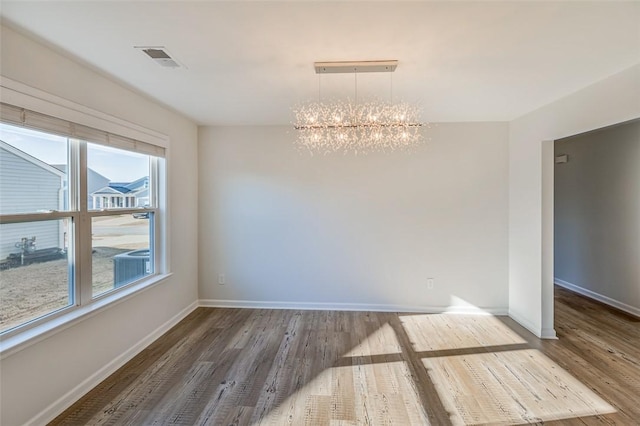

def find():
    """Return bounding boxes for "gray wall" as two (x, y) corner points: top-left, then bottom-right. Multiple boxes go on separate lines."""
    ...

(554, 120), (640, 313)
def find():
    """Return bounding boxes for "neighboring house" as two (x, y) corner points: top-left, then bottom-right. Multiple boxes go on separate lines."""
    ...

(52, 165), (110, 209)
(0, 140), (65, 259)
(91, 176), (149, 209)
(0, 140), (149, 259)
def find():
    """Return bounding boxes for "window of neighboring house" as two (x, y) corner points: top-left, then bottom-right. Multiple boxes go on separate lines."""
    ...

(0, 103), (165, 336)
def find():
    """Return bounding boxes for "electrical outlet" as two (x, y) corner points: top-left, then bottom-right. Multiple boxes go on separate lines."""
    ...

(218, 273), (225, 285)
(427, 278), (434, 289)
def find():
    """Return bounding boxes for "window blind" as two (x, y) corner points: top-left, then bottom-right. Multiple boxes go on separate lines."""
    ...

(0, 102), (165, 157)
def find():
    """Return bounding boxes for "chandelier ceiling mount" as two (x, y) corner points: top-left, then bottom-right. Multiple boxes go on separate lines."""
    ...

(314, 60), (398, 74)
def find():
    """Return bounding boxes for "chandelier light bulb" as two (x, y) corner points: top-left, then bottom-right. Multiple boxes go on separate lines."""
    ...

(293, 99), (425, 155)
(292, 60), (427, 154)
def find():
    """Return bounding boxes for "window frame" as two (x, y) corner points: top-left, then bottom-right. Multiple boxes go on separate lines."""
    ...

(83, 141), (160, 300)
(0, 76), (170, 352)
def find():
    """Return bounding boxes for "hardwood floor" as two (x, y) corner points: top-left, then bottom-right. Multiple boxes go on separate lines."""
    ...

(50, 287), (639, 425)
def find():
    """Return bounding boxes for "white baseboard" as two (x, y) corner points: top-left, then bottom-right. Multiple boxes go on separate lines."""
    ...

(541, 328), (557, 339)
(491, 310), (557, 339)
(25, 301), (198, 426)
(508, 309), (542, 338)
(199, 299), (508, 316)
(555, 278), (640, 318)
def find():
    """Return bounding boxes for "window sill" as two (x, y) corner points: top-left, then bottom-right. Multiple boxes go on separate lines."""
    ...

(0, 272), (173, 359)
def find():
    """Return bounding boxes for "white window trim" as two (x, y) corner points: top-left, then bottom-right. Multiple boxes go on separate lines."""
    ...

(0, 76), (171, 356)
(0, 273), (173, 359)
(0, 76), (168, 148)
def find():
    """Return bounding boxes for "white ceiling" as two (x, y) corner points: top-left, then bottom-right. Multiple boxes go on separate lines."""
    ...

(1, 1), (639, 126)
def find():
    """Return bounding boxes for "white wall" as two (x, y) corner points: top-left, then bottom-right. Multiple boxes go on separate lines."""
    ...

(554, 121), (640, 314)
(0, 25), (199, 426)
(508, 64), (640, 338)
(199, 123), (509, 312)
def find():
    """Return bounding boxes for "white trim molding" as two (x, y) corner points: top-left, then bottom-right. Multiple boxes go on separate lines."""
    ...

(540, 328), (557, 339)
(0, 76), (169, 148)
(199, 299), (508, 316)
(0, 75), (172, 357)
(1, 273), (174, 359)
(555, 278), (640, 318)
(509, 309), (543, 339)
(23, 301), (198, 426)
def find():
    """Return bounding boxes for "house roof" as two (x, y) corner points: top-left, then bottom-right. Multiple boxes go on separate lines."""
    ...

(92, 186), (125, 195)
(52, 164), (109, 182)
(106, 185), (132, 194)
(125, 176), (149, 191)
(0, 140), (66, 178)
(91, 177), (149, 196)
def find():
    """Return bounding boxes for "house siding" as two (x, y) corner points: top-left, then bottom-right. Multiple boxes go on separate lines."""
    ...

(87, 170), (110, 209)
(0, 146), (64, 258)
(0, 221), (63, 260)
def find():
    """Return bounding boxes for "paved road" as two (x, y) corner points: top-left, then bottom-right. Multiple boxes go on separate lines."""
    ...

(92, 225), (148, 236)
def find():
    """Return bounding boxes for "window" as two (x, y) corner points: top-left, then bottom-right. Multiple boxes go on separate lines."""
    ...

(0, 103), (165, 336)
(0, 219), (72, 331)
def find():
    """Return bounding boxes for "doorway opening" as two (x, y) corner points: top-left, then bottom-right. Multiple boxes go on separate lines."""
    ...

(550, 118), (640, 327)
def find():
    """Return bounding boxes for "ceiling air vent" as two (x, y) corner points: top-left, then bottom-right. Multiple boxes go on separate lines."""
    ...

(135, 46), (182, 68)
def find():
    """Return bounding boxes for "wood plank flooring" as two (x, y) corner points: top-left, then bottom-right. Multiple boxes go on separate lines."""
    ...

(50, 287), (639, 425)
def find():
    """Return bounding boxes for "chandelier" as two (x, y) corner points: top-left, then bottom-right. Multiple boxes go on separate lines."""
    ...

(293, 60), (425, 154)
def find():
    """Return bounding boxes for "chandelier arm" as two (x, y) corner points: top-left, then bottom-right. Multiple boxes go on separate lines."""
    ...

(295, 123), (424, 130)
(355, 71), (358, 105)
(390, 71), (393, 104)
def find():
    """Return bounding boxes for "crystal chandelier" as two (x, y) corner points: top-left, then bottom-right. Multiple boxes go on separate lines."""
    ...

(293, 61), (425, 154)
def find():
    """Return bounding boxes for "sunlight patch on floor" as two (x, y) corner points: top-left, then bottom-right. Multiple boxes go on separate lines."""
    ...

(401, 313), (526, 352)
(252, 361), (430, 425)
(251, 319), (430, 425)
(423, 349), (616, 425)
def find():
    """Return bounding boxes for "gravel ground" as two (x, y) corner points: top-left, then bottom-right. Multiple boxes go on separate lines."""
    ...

(0, 247), (131, 332)
(1, 215), (149, 333)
